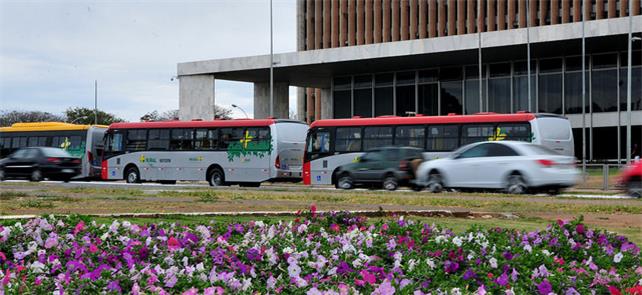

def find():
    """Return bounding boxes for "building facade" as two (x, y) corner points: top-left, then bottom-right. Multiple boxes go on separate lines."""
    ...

(178, 0), (642, 161)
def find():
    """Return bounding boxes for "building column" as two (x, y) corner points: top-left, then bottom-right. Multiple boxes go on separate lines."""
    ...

(179, 75), (215, 121)
(320, 88), (333, 119)
(253, 82), (289, 119)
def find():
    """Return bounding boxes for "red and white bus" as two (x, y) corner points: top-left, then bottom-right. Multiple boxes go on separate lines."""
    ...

(303, 113), (574, 186)
(101, 119), (308, 186)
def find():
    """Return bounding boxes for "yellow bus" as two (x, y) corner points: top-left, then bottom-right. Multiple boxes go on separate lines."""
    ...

(0, 122), (108, 179)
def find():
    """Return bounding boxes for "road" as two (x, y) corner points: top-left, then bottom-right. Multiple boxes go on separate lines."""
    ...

(1, 179), (634, 199)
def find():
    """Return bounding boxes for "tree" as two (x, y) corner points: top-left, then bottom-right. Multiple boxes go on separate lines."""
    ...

(140, 110), (179, 122)
(0, 110), (66, 127)
(214, 105), (233, 120)
(64, 107), (124, 125)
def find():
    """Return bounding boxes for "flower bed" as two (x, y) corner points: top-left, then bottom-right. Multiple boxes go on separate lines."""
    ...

(0, 211), (640, 294)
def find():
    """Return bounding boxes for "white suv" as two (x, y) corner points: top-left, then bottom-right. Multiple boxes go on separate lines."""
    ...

(414, 141), (580, 195)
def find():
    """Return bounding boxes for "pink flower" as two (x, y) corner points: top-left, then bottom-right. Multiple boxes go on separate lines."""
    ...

(360, 270), (376, 285)
(167, 237), (181, 251)
(88, 244), (98, 254)
(204, 287), (224, 295)
(372, 279), (396, 295)
(330, 224), (340, 233)
(73, 221), (85, 235)
(182, 288), (198, 295)
(310, 204), (317, 218)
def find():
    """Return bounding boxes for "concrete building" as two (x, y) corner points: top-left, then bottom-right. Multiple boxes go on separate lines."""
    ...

(178, 0), (642, 161)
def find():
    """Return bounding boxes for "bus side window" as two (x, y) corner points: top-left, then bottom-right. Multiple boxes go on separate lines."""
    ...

(427, 125), (459, 151)
(17, 137), (27, 148)
(245, 127), (271, 150)
(170, 129), (194, 151)
(363, 126), (393, 151)
(335, 127), (362, 152)
(148, 129), (170, 151)
(37, 137), (47, 146)
(208, 129), (219, 150)
(28, 137), (38, 146)
(219, 128), (243, 149)
(497, 123), (531, 142)
(126, 130), (148, 151)
(461, 125), (495, 145)
(394, 125), (425, 149)
(194, 129), (211, 150)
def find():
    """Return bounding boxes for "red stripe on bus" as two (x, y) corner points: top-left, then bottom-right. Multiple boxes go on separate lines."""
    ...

(303, 161), (311, 185)
(108, 119), (277, 129)
(310, 113), (538, 128)
(101, 160), (108, 180)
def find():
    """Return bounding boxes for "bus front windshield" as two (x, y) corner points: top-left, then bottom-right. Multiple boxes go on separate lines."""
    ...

(306, 130), (330, 160)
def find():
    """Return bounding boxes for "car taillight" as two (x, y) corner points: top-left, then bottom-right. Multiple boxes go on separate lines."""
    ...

(47, 157), (62, 164)
(399, 160), (409, 171)
(72, 159), (81, 164)
(275, 155), (281, 169)
(536, 159), (556, 168)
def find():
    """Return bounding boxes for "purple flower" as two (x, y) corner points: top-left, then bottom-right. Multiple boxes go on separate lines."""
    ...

(444, 261), (460, 274)
(107, 280), (122, 293)
(337, 261), (354, 275)
(503, 251), (514, 260)
(496, 272), (509, 286)
(246, 248), (262, 261)
(511, 268), (519, 282)
(372, 279), (396, 295)
(463, 268), (477, 280)
(537, 279), (553, 295)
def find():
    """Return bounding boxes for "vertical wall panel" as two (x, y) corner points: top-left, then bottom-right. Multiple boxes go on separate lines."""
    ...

(315, 89), (321, 121)
(620, 0), (628, 17)
(401, 0), (409, 40)
(607, 0), (616, 18)
(306, 0), (315, 50)
(429, 0), (437, 37)
(365, 0), (373, 43)
(529, 0), (537, 26)
(584, 0), (592, 21)
(596, 0), (604, 19)
(438, 0), (446, 36)
(448, 0), (456, 35)
(497, 0), (506, 30)
(419, 0), (428, 38)
(507, 0), (516, 29)
(518, 0), (526, 28)
(323, 0), (331, 48)
(573, 0), (581, 22)
(340, 0), (348, 46)
(410, 0), (418, 39)
(633, 0), (640, 15)
(479, 0), (486, 32)
(332, 0), (339, 47)
(487, 0), (496, 31)
(551, 0), (559, 24)
(315, 0), (323, 48)
(539, 0), (547, 25)
(457, 0), (466, 34)
(348, 0), (356, 45)
(306, 88), (314, 122)
(467, 0), (476, 33)
(392, 0), (400, 41)
(561, 0), (570, 23)
(383, 0), (391, 41)
(374, 0), (382, 42)
(356, 0), (364, 45)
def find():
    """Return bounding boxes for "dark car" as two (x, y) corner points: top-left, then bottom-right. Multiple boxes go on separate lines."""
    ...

(333, 147), (424, 191)
(0, 147), (81, 182)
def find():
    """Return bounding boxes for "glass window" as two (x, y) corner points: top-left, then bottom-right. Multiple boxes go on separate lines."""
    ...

(565, 56), (588, 72)
(17, 137), (27, 148)
(208, 129), (220, 149)
(375, 73), (394, 87)
(219, 128), (243, 149)
(619, 67), (642, 111)
(427, 125), (459, 151)
(307, 130), (331, 154)
(592, 54), (617, 69)
(147, 129), (170, 151)
(110, 133), (124, 152)
(513, 75), (535, 112)
(564, 71), (586, 114)
(497, 123), (532, 142)
(374, 87), (394, 116)
(440, 81), (463, 115)
(333, 77), (351, 90)
(354, 88), (372, 118)
(489, 63), (511, 77)
(419, 69), (438, 83)
(335, 127), (362, 152)
(486, 143), (519, 157)
(37, 137), (47, 146)
(591, 69), (618, 112)
(538, 73), (563, 114)
(395, 125), (425, 148)
(126, 130), (147, 151)
(244, 127), (271, 151)
(488, 78), (511, 113)
(513, 61), (536, 75)
(28, 137), (38, 146)
(363, 126), (393, 151)
(440, 67), (462, 80)
(12, 149), (28, 159)
(396, 71), (415, 85)
(418, 84), (438, 116)
(465, 65), (486, 79)
(456, 144), (490, 159)
(462, 125), (495, 145)
(396, 85), (415, 116)
(354, 75), (372, 88)
(194, 129), (212, 150)
(170, 129), (193, 151)
(464, 79), (484, 114)
(333, 90), (351, 119)
(40, 147), (72, 157)
(539, 58), (562, 73)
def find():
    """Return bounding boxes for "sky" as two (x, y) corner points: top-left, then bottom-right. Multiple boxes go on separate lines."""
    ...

(0, 0), (297, 121)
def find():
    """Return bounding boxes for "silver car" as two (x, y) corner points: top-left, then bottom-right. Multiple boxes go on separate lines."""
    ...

(414, 141), (580, 195)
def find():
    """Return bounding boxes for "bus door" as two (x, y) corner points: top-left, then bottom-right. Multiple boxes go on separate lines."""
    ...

(305, 128), (332, 185)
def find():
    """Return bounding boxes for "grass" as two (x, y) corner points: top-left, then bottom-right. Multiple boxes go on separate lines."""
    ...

(0, 191), (28, 200)
(19, 199), (54, 209)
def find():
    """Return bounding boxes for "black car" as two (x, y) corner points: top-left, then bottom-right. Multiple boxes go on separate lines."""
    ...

(333, 146), (424, 191)
(0, 147), (81, 182)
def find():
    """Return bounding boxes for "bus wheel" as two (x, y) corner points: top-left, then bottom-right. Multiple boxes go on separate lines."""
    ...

(30, 169), (43, 182)
(208, 168), (225, 187)
(240, 182), (260, 188)
(336, 173), (354, 190)
(125, 167), (141, 184)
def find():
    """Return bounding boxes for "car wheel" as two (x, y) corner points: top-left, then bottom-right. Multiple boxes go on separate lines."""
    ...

(426, 172), (444, 193)
(0, 169), (5, 181)
(30, 169), (43, 182)
(546, 188), (561, 196)
(382, 175), (398, 191)
(506, 173), (527, 195)
(336, 173), (354, 190)
(208, 168), (225, 187)
(125, 167), (141, 184)
(626, 179), (642, 198)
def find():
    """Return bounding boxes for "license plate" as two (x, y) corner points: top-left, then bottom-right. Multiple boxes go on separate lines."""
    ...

(62, 169), (74, 173)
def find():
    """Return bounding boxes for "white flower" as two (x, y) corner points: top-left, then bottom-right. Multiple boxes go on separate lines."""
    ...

(542, 250), (552, 256)
(452, 236), (463, 247)
(523, 244), (533, 253)
(283, 247), (294, 254)
(426, 258), (436, 269)
(30, 261), (46, 273)
(489, 257), (498, 269)
(614, 252), (624, 263)
(451, 288), (462, 295)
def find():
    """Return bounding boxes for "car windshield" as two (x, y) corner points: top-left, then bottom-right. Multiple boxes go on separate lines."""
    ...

(41, 148), (73, 157)
(523, 144), (560, 155)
